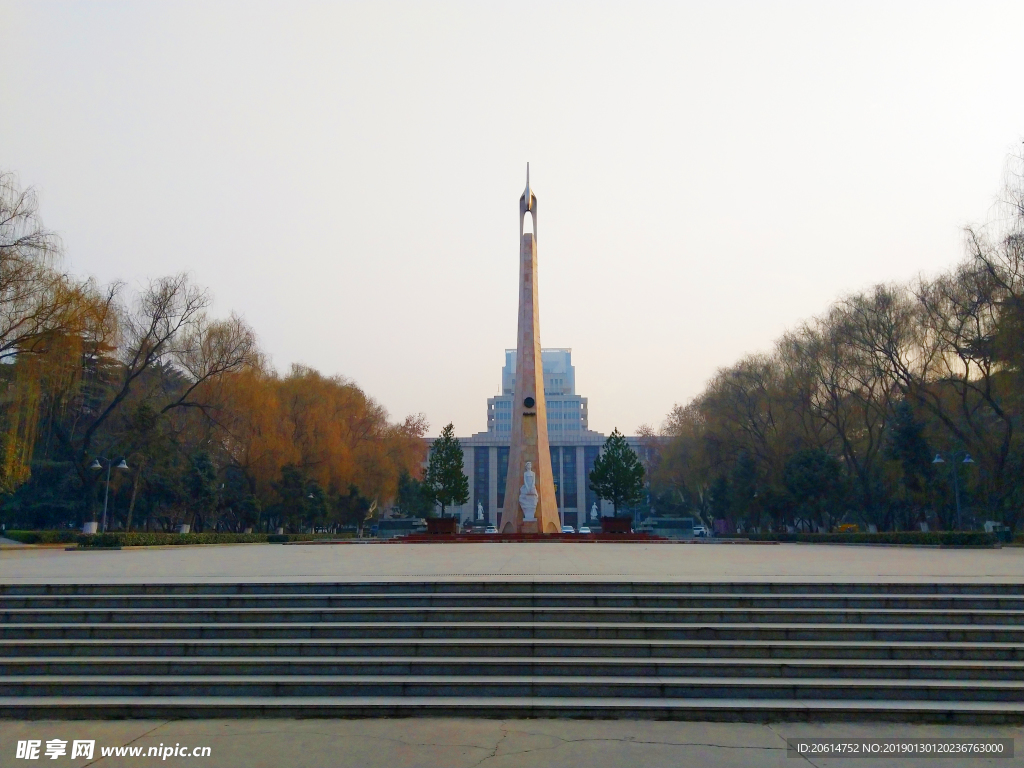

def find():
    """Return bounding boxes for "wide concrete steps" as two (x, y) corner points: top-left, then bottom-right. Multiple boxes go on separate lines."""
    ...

(7, 607), (1023, 624)
(7, 593), (1024, 609)
(4, 638), (1023, 660)
(2, 581), (1022, 722)
(5, 656), (1024, 680)
(2, 696), (1021, 723)
(6, 621), (1023, 643)
(4, 582), (1019, 595)
(5, 674), (1024, 701)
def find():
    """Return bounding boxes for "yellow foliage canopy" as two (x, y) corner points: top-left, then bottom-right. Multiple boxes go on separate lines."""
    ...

(214, 364), (427, 506)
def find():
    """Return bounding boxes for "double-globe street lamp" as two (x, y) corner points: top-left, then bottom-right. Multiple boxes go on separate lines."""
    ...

(89, 457), (129, 533)
(932, 452), (974, 530)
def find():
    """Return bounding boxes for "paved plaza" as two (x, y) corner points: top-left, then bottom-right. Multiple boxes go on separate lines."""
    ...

(1, 541), (1022, 584)
(3, 542), (1021, 766)
(2, 718), (1022, 768)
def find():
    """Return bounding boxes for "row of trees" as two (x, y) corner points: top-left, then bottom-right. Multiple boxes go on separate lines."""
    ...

(647, 150), (1024, 533)
(0, 170), (428, 533)
(388, 423), (471, 520)
(394, 425), (647, 524)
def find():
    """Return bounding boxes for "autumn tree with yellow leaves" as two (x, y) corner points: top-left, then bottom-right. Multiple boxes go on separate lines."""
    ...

(0, 170), (427, 532)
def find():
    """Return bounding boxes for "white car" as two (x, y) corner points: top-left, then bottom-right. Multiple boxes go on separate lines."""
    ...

(577, 526), (592, 534)
(693, 525), (709, 537)
(485, 526), (497, 534)
(561, 525), (575, 534)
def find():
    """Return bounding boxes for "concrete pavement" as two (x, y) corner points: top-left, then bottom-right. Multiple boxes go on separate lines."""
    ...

(3, 544), (1022, 764)
(1, 541), (1022, 584)
(2, 718), (1021, 768)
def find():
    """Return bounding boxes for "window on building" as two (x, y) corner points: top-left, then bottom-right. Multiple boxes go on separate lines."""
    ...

(563, 447), (577, 508)
(585, 446), (600, 516)
(474, 447), (489, 522)
(496, 447), (510, 507)
(550, 446), (560, 502)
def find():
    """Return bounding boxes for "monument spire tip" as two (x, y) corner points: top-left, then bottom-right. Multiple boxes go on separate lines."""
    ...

(522, 163), (534, 211)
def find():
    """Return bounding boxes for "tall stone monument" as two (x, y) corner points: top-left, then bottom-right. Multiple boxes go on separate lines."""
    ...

(498, 165), (560, 534)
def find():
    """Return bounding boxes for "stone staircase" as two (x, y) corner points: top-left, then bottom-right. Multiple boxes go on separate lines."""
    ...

(2, 581), (1023, 722)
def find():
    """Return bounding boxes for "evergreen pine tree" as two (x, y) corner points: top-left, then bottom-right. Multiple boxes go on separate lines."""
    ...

(588, 428), (645, 515)
(394, 469), (433, 518)
(424, 423), (469, 517)
(885, 400), (935, 495)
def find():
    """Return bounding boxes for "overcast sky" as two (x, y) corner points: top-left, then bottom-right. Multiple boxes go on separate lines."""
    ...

(2, 2), (1022, 437)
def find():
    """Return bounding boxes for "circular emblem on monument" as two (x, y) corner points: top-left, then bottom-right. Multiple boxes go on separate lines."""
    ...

(523, 396), (535, 408)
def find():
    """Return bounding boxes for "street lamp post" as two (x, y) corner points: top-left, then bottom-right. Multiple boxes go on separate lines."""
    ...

(932, 452), (974, 530)
(90, 457), (129, 533)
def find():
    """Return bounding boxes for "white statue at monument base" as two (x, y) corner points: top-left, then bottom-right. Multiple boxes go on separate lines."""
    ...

(519, 461), (539, 521)
(591, 502), (598, 520)
(477, 501), (484, 520)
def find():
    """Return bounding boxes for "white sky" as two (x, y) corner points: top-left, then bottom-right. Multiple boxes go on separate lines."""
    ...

(2, 2), (1023, 438)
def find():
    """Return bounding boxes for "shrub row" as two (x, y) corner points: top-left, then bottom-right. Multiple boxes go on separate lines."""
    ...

(3, 531), (352, 547)
(3, 530), (80, 544)
(743, 531), (1000, 546)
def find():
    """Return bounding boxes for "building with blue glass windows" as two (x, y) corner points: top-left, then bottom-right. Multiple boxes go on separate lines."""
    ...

(486, 349), (588, 437)
(427, 348), (646, 530)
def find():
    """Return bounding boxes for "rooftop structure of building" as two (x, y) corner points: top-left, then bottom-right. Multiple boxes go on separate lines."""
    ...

(487, 348), (590, 438)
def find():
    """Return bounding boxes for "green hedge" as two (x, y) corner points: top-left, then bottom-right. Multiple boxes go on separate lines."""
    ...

(3, 530), (352, 547)
(743, 531), (999, 546)
(3, 530), (80, 544)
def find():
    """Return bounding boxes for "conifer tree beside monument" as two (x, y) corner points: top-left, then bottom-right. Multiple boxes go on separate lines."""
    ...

(394, 470), (434, 518)
(424, 423), (469, 518)
(589, 428), (645, 516)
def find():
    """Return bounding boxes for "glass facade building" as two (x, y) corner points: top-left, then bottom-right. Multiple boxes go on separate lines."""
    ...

(473, 446), (489, 520)
(487, 349), (588, 436)
(422, 348), (645, 529)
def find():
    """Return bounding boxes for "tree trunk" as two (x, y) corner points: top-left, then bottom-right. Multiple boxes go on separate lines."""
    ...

(125, 460), (145, 533)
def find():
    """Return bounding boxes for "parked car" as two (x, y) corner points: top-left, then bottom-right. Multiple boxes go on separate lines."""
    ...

(561, 525), (575, 534)
(577, 526), (592, 534)
(693, 525), (709, 538)
(485, 526), (497, 534)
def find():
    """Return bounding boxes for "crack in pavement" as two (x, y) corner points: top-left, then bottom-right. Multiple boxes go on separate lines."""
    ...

(503, 724), (788, 751)
(82, 719), (176, 768)
(153, 723), (495, 753)
(217, 728), (495, 752)
(465, 725), (787, 766)
(766, 724), (819, 768)
(468, 720), (511, 768)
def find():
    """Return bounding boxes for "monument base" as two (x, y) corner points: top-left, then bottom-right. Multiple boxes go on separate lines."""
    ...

(520, 520), (539, 534)
(426, 518), (458, 535)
